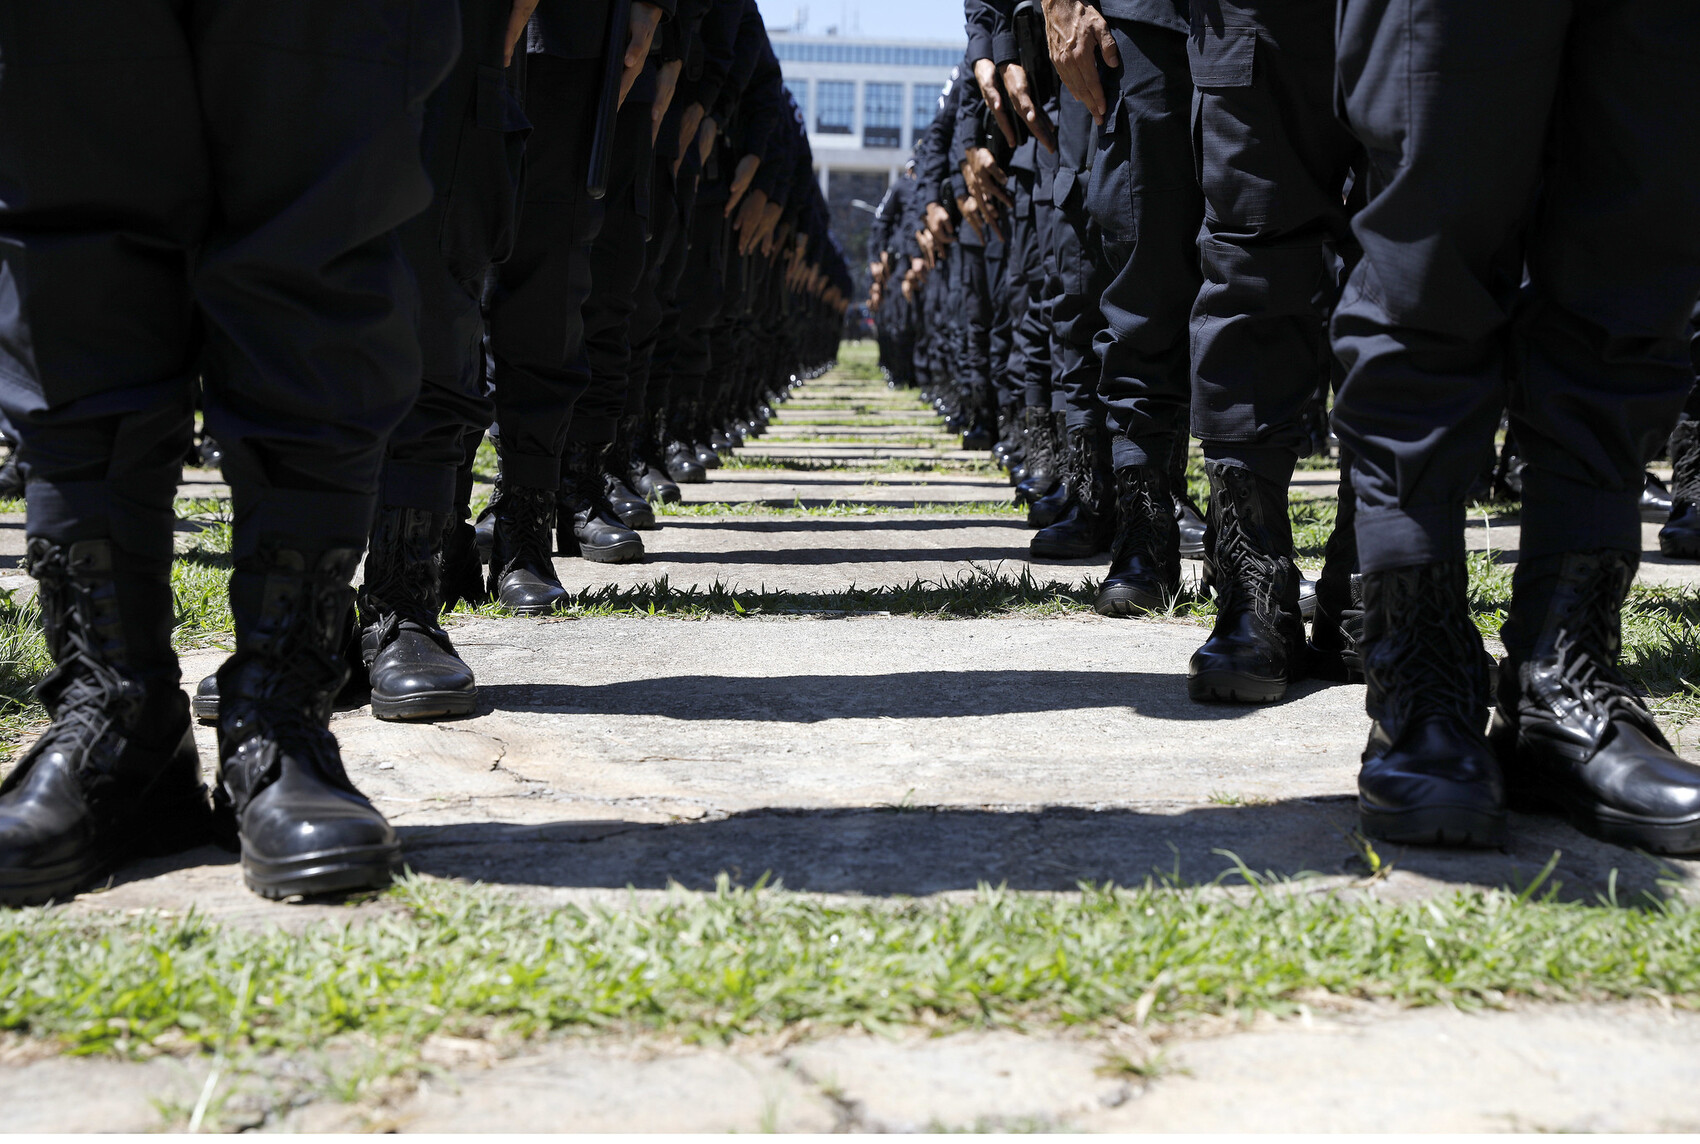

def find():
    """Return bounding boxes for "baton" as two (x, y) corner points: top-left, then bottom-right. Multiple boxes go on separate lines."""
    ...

(587, 0), (633, 199)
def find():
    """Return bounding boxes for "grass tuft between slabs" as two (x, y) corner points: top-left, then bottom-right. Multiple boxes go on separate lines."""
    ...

(1, 872), (1697, 1064)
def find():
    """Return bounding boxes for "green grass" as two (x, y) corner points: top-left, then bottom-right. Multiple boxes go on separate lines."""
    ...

(828, 340), (882, 381)
(447, 566), (1101, 621)
(653, 498), (1021, 518)
(2, 873), (1698, 1092)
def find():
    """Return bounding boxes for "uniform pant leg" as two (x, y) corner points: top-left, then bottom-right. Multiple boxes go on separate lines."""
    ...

(986, 233), (1016, 409)
(197, 0), (456, 555)
(384, 0), (522, 515)
(1509, 0), (1700, 563)
(486, 53), (602, 491)
(1332, 0), (1571, 572)
(577, 93), (656, 445)
(0, 3), (206, 577)
(1052, 201), (1112, 433)
(1188, 0), (1361, 488)
(1088, 18), (1201, 472)
(958, 242), (994, 419)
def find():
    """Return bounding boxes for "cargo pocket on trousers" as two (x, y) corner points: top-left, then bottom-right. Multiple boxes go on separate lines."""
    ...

(439, 63), (533, 278)
(1187, 25), (1256, 88)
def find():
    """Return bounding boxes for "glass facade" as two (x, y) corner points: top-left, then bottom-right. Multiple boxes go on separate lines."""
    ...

(912, 82), (941, 133)
(863, 82), (903, 148)
(816, 80), (854, 134)
(784, 78), (809, 121)
(773, 41), (960, 68)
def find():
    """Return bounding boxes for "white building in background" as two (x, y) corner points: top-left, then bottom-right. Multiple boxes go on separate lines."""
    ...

(770, 32), (965, 197)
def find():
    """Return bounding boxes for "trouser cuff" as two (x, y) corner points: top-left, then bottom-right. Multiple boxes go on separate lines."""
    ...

(500, 449), (561, 491)
(1202, 443), (1296, 489)
(564, 415), (620, 446)
(1519, 468), (1640, 562)
(230, 489), (374, 560)
(379, 460), (456, 515)
(1111, 432), (1173, 471)
(26, 478), (176, 565)
(1353, 500), (1466, 573)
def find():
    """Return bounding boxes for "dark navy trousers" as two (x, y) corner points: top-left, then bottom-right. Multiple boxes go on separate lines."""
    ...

(0, 1), (457, 563)
(1330, 0), (1700, 573)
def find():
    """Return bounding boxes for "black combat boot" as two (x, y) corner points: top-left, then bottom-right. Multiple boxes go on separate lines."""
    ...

(1013, 407), (1059, 507)
(1168, 433), (1206, 559)
(1491, 550), (1700, 854)
(624, 413), (682, 504)
(992, 402), (1020, 466)
(1659, 418), (1700, 558)
(558, 443), (645, 564)
(0, 539), (211, 906)
(603, 470), (657, 531)
(358, 507), (477, 722)
(1095, 465), (1181, 617)
(1309, 476), (1363, 682)
(1187, 461), (1306, 702)
(1030, 423), (1113, 560)
(486, 482), (568, 614)
(0, 454), (22, 500)
(1641, 471), (1673, 520)
(1357, 561), (1507, 847)
(216, 544), (400, 898)
(439, 514), (490, 611)
(192, 608), (367, 724)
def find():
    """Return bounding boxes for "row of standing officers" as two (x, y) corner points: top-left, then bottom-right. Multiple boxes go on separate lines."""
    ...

(870, 0), (1700, 856)
(0, 0), (850, 905)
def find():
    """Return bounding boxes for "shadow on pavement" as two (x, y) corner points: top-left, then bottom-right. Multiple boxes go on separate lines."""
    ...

(475, 670), (1337, 722)
(394, 800), (1696, 905)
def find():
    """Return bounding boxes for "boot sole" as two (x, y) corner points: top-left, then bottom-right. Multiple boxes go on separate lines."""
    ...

(1029, 541), (1104, 561)
(577, 539), (645, 564)
(1188, 670), (1287, 704)
(1095, 585), (1166, 617)
(192, 694), (219, 723)
(241, 839), (401, 900)
(0, 782), (215, 907)
(1659, 537), (1700, 560)
(1506, 783), (1700, 856)
(371, 688), (479, 722)
(1359, 802), (1509, 849)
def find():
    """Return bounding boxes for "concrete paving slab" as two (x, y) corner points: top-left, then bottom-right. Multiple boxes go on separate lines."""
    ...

(12, 1003), (1695, 1132)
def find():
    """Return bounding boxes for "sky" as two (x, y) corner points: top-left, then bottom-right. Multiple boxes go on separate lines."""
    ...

(754, 0), (967, 43)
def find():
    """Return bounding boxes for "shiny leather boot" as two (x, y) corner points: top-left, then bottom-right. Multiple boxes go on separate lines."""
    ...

(0, 455), (22, 500)
(557, 444), (645, 564)
(0, 539), (211, 906)
(1167, 433), (1206, 560)
(486, 482), (568, 614)
(439, 515), (491, 611)
(1659, 419), (1700, 558)
(358, 507), (477, 722)
(1030, 423), (1113, 560)
(1187, 461), (1305, 703)
(192, 609), (367, 724)
(1308, 481), (1363, 683)
(604, 471), (657, 531)
(1095, 465), (1181, 616)
(1013, 407), (1060, 507)
(664, 437), (709, 484)
(216, 544), (399, 898)
(1357, 561), (1507, 847)
(1641, 471), (1673, 520)
(1491, 550), (1700, 854)
(626, 414), (682, 504)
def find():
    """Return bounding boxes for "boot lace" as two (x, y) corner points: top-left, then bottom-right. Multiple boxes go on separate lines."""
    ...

(1534, 554), (1654, 733)
(5, 544), (144, 798)
(1364, 565), (1485, 732)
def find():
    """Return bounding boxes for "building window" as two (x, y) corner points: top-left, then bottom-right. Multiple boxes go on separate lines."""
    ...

(912, 83), (941, 134)
(773, 41), (961, 68)
(816, 80), (854, 135)
(863, 82), (902, 148)
(784, 79), (809, 122)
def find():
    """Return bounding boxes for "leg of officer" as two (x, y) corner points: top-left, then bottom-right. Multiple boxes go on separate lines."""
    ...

(1332, 0), (1700, 852)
